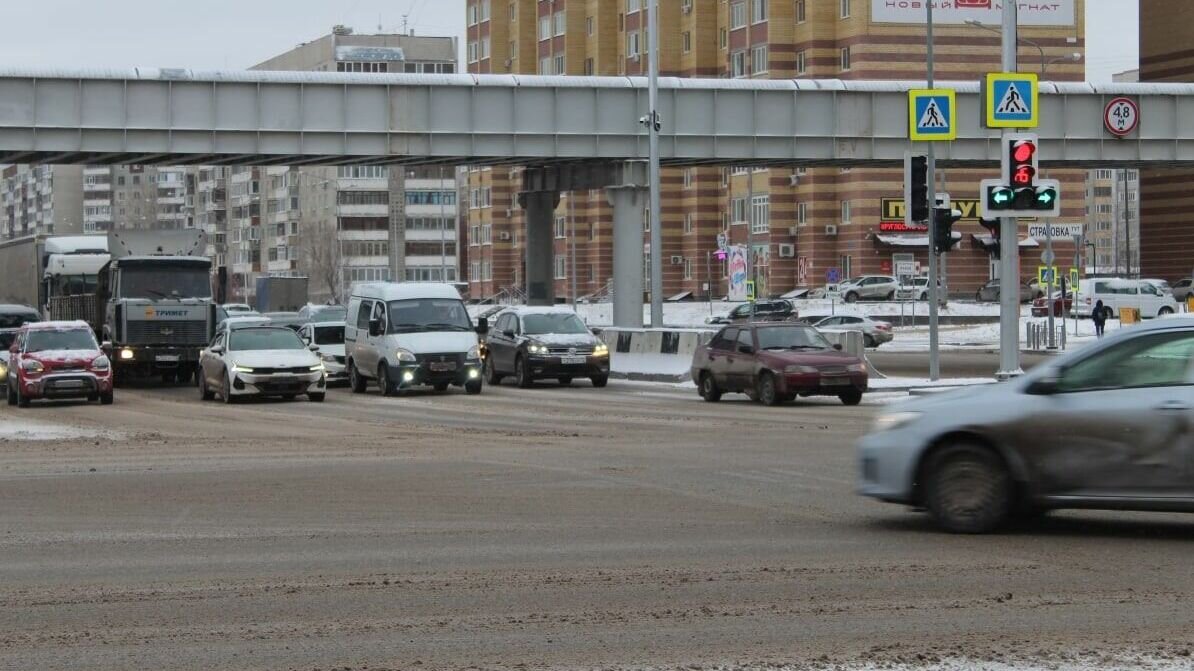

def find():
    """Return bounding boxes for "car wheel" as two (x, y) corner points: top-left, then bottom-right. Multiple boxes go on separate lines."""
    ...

(7, 380), (16, 406)
(99, 391), (114, 406)
(377, 364), (395, 397)
(222, 373), (238, 404)
(349, 361), (367, 394)
(515, 355), (533, 388)
(864, 335), (877, 349)
(590, 374), (609, 388)
(886, 290), (896, 301)
(484, 356), (503, 385)
(198, 372), (214, 401)
(557, 376), (572, 386)
(1159, 307), (1175, 317)
(698, 372), (721, 402)
(923, 442), (1012, 534)
(465, 379), (483, 395)
(838, 389), (863, 406)
(756, 372), (781, 406)
(845, 292), (859, 303)
(308, 392), (326, 403)
(433, 382), (450, 392)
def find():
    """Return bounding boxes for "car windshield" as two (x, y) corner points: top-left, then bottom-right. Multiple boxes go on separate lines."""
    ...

(0, 312), (40, 329)
(523, 313), (589, 335)
(310, 306), (347, 323)
(229, 328), (305, 351)
(387, 299), (473, 333)
(755, 325), (832, 350)
(121, 266), (212, 300)
(313, 326), (345, 345)
(24, 328), (96, 352)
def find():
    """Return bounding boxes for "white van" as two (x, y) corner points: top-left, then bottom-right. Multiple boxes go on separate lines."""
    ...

(1074, 278), (1179, 319)
(345, 283), (487, 396)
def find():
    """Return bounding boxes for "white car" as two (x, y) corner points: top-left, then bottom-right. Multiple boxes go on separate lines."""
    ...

(1073, 278), (1179, 320)
(198, 325), (326, 403)
(813, 315), (894, 348)
(298, 321), (347, 384)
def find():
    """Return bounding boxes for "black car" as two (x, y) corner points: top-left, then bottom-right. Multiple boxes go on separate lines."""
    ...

(484, 308), (610, 388)
(0, 304), (41, 350)
(707, 300), (799, 325)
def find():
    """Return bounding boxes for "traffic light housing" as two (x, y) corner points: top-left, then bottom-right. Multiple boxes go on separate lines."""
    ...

(979, 217), (1001, 259)
(933, 207), (962, 254)
(907, 155), (929, 222)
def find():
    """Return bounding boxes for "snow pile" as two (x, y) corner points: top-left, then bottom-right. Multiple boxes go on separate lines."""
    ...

(0, 419), (115, 441)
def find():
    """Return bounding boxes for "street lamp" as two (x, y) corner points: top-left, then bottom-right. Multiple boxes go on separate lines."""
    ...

(964, 20), (1082, 76)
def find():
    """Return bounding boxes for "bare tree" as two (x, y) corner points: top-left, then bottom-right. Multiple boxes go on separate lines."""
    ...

(302, 218), (342, 304)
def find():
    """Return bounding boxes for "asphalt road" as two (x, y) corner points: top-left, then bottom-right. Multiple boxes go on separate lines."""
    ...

(3, 380), (1194, 670)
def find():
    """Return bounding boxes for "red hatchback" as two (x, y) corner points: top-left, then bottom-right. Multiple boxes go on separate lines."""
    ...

(6, 321), (113, 408)
(691, 323), (868, 406)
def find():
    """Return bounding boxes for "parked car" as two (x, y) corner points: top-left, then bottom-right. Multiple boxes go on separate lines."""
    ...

(0, 304), (41, 350)
(1073, 278), (1178, 319)
(895, 277), (937, 301)
(345, 283), (485, 396)
(1030, 291), (1074, 318)
(690, 323), (868, 406)
(298, 320), (348, 384)
(1172, 278), (1194, 302)
(813, 315), (894, 348)
(484, 307), (610, 388)
(263, 312), (305, 331)
(707, 300), (799, 325)
(198, 324), (325, 403)
(298, 304), (348, 324)
(859, 316), (1194, 533)
(975, 279), (1035, 304)
(6, 320), (113, 407)
(216, 306), (261, 324)
(837, 276), (899, 303)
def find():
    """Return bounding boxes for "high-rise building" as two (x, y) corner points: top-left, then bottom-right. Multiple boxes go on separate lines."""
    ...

(465, 0), (1086, 300)
(1139, 1), (1193, 281)
(80, 165), (193, 234)
(1, 165), (84, 239)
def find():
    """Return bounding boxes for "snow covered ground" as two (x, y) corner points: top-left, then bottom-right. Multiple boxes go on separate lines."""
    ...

(0, 418), (115, 441)
(570, 299), (1005, 329)
(885, 316), (1125, 352)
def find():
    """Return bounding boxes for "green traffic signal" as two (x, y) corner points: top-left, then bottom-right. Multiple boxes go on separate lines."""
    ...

(1034, 187), (1058, 209)
(988, 186), (1014, 209)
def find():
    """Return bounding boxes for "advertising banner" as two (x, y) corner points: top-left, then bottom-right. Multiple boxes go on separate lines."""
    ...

(871, 1), (1075, 27)
(727, 245), (749, 302)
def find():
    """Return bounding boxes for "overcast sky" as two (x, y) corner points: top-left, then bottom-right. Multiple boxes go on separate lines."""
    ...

(0, 0), (1138, 81)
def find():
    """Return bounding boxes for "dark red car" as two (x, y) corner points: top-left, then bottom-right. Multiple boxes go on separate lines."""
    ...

(1031, 292), (1074, 318)
(6, 321), (113, 407)
(691, 323), (868, 406)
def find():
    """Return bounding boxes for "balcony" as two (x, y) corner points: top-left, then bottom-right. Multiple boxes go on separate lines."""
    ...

(337, 204), (389, 217)
(404, 228), (457, 242)
(404, 255), (459, 268)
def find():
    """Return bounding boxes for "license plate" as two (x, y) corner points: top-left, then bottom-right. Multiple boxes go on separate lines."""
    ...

(429, 361), (456, 372)
(822, 376), (851, 387)
(54, 380), (84, 388)
(561, 356), (587, 365)
(156, 354), (180, 363)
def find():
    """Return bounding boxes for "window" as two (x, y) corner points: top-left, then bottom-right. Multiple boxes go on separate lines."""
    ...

(539, 16), (551, 40)
(752, 0), (768, 22)
(1058, 331), (1194, 393)
(585, 58), (595, 75)
(682, 31), (691, 53)
(338, 166), (388, 179)
(796, 50), (807, 74)
(840, 0), (851, 18)
(730, 1), (746, 28)
(841, 200), (851, 224)
(480, 0), (490, 20)
(540, 57), (552, 75)
(468, 3), (479, 25)
(683, 168), (694, 189)
(730, 51), (747, 78)
(840, 46), (851, 71)
(796, 0), (806, 22)
(586, 16), (594, 35)
(627, 31), (640, 57)
(751, 195), (770, 234)
(719, 28), (727, 49)
(405, 191), (457, 206)
(555, 216), (567, 239)
(737, 329), (755, 350)
(509, 41), (518, 59)
(711, 328), (738, 350)
(683, 258), (694, 280)
(751, 45), (768, 74)
(731, 197), (747, 224)
(683, 213), (694, 234)
(555, 255), (567, 279)
(553, 11), (566, 35)
(627, 0), (641, 11)
(481, 37), (491, 59)
(798, 202), (808, 225)
(554, 54), (565, 74)
(337, 191), (389, 206)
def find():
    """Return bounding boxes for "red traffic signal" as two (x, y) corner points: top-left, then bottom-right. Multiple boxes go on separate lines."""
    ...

(1004, 135), (1040, 191)
(1012, 140), (1036, 163)
(1012, 165), (1035, 186)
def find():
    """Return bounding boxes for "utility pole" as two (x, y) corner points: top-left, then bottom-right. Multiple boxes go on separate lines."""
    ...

(569, 193), (577, 309)
(1123, 169), (1132, 277)
(646, 0), (663, 327)
(996, 1), (1022, 379)
(926, 0), (940, 381)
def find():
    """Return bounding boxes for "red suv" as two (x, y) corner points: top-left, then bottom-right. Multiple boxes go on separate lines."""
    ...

(691, 323), (868, 406)
(7, 321), (113, 407)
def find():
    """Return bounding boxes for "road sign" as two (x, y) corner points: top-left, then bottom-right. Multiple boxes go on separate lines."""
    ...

(746, 280), (757, 302)
(1069, 268), (1080, 289)
(797, 256), (808, 284)
(980, 178), (1061, 218)
(908, 89), (957, 141)
(826, 267), (841, 284)
(1104, 97), (1140, 137)
(1038, 266), (1059, 285)
(1041, 249), (1056, 265)
(895, 260), (917, 277)
(1028, 223), (1084, 240)
(985, 72), (1039, 128)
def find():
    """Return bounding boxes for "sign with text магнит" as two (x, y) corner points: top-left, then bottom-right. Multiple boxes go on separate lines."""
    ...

(871, 0), (1075, 26)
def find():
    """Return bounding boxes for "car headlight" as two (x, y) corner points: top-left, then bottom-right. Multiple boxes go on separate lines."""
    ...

(466, 345), (481, 360)
(527, 342), (548, 355)
(847, 362), (867, 373)
(309, 364), (325, 372)
(119, 348), (135, 360)
(394, 348), (417, 363)
(785, 365), (819, 374)
(0, 361), (8, 379)
(91, 355), (111, 371)
(21, 359), (44, 374)
(594, 343), (609, 356)
(872, 411), (922, 433)
(232, 364), (255, 374)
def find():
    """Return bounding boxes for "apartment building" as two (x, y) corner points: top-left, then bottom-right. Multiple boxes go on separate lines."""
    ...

(1139, 2), (1194, 281)
(80, 165), (192, 235)
(1, 165), (84, 240)
(465, 0), (1086, 300)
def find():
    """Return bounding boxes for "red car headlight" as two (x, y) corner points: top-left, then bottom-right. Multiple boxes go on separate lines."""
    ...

(20, 359), (44, 374)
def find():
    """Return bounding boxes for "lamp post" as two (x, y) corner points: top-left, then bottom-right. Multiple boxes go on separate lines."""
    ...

(963, 20), (1083, 76)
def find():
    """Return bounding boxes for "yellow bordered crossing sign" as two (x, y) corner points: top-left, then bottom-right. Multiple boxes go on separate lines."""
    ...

(908, 89), (956, 141)
(985, 72), (1039, 128)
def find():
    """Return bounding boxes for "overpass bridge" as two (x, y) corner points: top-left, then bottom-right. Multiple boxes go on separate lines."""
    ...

(3, 68), (1192, 324)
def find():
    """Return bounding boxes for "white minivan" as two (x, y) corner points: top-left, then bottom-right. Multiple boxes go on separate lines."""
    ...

(345, 283), (487, 396)
(1074, 278), (1179, 320)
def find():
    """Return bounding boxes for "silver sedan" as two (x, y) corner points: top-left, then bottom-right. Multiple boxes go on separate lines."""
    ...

(859, 316), (1194, 533)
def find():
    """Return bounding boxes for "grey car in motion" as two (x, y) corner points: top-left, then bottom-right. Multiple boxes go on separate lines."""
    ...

(859, 316), (1194, 533)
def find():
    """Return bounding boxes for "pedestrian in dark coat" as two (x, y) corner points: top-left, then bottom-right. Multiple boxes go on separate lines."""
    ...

(1092, 299), (1107, 338)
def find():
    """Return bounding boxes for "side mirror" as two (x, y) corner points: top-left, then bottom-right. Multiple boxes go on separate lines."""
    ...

(309, 343), (320, 352)
(210, 345), (225, 355)
(368, 318), (383, 337)
(738, 344), (754, 355)
(833, 343), (843, 351)
(503, 328), (516, 339)
(101, 341), (113, 354)
(476, 317), (489, 335)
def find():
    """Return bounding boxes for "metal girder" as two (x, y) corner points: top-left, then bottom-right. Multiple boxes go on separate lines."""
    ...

(1, 68), (1194, 167)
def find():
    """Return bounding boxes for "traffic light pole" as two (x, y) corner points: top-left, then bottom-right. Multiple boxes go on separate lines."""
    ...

(997, 1), (1023, 379)
(925, 0), (940, 381)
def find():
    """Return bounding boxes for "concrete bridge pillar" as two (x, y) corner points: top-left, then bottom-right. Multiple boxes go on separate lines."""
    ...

(518, 190), (561, 306)
(606, 182), (647, 329)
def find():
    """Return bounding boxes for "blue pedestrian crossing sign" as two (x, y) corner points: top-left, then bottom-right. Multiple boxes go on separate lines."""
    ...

(908, 89), (956, 141)
(985, 72), (1039, 128)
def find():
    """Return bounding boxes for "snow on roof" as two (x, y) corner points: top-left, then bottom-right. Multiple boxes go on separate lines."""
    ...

(44, 235), (109, 255)
(22, 320), (92, 331)
(350, 282), (462, 302)
(504, 305), (580, 315)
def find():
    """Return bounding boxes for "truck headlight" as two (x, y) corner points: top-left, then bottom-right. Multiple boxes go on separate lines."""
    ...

(872, 411), (922, 433)
(394, 348), (417, 363)
(119, 348), (135, 360)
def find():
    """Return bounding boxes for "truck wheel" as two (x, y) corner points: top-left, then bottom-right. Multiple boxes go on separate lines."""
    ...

(348, 362), (367, 394)
(99, 391), (114, 406)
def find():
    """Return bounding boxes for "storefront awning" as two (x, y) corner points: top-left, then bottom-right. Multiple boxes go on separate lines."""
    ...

(971, 234), (1040, 249)
(873, 232), (961, 247)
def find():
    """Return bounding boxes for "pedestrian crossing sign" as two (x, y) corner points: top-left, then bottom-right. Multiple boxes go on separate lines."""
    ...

(908, 89), (956, 141)
(985, 72), (1039, 128)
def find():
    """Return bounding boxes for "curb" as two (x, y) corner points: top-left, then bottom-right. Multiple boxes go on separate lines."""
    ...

(609, 370), (688, 384)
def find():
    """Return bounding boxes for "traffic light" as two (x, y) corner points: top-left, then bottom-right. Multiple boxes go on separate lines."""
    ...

(979, 217), (1001, 259)
(933, 207), (962, 254)
(907, 155), (929, 222)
